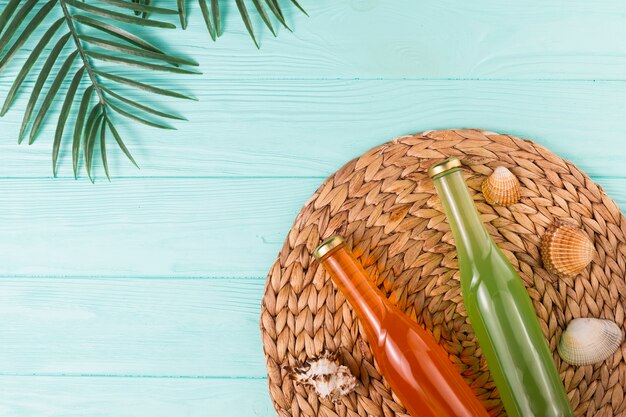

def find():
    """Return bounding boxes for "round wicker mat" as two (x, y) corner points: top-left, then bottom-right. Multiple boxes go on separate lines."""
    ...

(260, 129), (626, 417)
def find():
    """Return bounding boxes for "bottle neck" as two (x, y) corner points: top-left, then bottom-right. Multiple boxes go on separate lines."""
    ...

(432, 168), (492, 262)
(321, 246), (386, 337)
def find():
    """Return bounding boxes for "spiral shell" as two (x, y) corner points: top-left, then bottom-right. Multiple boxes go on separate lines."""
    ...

(541, 221), (594, 278)
(287, 351), (357, 403)
(481, 166), (521, 206)
(558, 318), (623, 366)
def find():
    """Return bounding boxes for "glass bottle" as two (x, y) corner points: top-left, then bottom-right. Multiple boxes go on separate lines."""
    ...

(429, 157), (572, 417)
(313, 236), (489, 417)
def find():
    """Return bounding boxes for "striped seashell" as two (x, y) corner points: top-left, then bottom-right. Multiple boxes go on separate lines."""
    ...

(558, 318), (623, 366)
(481, 166), (521, 206)
(541, 221), (594, 278)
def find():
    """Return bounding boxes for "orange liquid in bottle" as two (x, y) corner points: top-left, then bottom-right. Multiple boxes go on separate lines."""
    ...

(314, 236), (489, 417)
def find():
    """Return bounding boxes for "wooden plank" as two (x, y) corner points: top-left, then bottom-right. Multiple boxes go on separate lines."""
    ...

(2, 1), (626, 80)
(0, 178), (317, 277)
(0, 177), (622, 278)
(0, 376), (274, 417)
(173, 0), (626, 79)
(0, 278), (268, 377)
(0, 80), (625, 178)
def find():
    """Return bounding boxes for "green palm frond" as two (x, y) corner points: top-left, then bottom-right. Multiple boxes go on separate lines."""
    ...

(130, 0), (151, 18)
(192, 0), (307, 48)
(0, 0), (198, 181)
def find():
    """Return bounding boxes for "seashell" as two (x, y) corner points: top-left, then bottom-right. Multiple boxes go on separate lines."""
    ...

(541, 221), (594, 278)
(481, 166), (521, 206)
(287, 351), (357, 403)
(557, 318), (623, 366)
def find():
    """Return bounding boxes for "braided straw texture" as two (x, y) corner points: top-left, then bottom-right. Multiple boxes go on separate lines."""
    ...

(260, 129), (626, 417)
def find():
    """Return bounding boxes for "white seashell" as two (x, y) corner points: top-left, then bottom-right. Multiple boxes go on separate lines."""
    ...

(287, 351), (357, 403)
(557, 318), (623, 366)
(481, 166), (521, 206)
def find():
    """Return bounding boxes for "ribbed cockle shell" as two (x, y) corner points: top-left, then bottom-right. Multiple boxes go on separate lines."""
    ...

(287, 351), (357, 403)
(558, 318), (623, 366)
(481, 166), (521, 206)
(541, 221), (594, 278)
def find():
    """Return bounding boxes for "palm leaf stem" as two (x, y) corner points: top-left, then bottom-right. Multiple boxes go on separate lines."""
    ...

(59, 0), (105, 104)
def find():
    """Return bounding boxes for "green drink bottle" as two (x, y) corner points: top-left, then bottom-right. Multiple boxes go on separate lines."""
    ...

(429, 158), (572, 417)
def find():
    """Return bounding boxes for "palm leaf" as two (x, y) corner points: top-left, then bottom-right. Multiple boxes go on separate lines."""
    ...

(132, 0), (141, 17)
(198, 0), (216, 41)
(235, 0), (259, 48)
(1, 0), (195, 179)
(29, 50), (79, 144)
(93, 70), (197, 100)
(131, 0), (150, 18)
(54, 66), (85, 175)
(84, 108), (104, 181)
(18, 32), (72, 142)
(65, 0), (176, 28)
(78, 34), (198, 66)
(87, 116), (104, 181)
(177, 0), (186, 29)
(0, 0), (58, 72)
(191, 0), (305, 44)
(73, 86), (95, 177)
(107, 101), (175, 130)
(98, 0), (177, 15)
(101, 86), (186, 121)
(0, 0), (22, 34)
(107, 119), (138, 168)
(252, 0), (276, 37)
(84, 50), (200, 74)
(264, 0), (290, 30)
(0, 0), (39, 51)
(100, 118), (110, 180)
(289, 0), (308, 16)
(1, 18), (65, 115)
(72, 15), (163, 53)
(211, 0), (221, 37)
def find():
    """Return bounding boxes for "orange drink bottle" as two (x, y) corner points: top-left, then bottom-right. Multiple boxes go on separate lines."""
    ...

(314, 236), (489, 417)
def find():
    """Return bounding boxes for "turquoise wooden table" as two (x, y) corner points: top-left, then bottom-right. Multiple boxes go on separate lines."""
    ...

(1, 1), (626, 416)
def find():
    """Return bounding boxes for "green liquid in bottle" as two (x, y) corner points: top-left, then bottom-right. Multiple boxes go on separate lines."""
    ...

(431, 161), (572, 417)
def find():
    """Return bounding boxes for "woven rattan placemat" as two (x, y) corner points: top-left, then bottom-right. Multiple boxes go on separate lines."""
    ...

(260, 129), (626, 417)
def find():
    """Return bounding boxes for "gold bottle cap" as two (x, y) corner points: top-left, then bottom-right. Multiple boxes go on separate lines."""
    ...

(313, 235), (344, 260)
(427, 157), (462, 178)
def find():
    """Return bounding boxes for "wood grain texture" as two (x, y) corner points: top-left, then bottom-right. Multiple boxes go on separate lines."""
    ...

(1, 80), (626, 178)
(0, 177), (622, 278)
(0, 178), (318, 278)
(0, 376), (273, 417)
(0, 278), (267, 377)
(3, 0), (626, 80)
